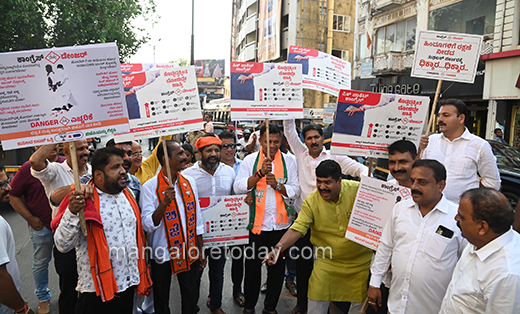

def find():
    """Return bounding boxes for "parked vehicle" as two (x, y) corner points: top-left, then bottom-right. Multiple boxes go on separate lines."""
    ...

(487, 140), (520, 209)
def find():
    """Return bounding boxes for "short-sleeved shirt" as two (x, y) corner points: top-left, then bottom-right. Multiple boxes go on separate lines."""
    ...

(0, 216), (21, 314)
(10, 157), (66, 230)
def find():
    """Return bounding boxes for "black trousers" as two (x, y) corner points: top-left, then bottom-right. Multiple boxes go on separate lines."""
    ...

(295, 230), (314, 312)
(75, 286), (135, 314)
(244, 229), (286, 312)
(53, 247), (78, 314)
(230, 245), (245, 295)
(151, 259), (200, 314)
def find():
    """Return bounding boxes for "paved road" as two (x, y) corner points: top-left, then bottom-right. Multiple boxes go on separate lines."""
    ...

(1, 203), (298, 314)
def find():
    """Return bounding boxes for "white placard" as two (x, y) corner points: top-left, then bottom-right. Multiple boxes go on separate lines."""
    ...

(411, 30), (483, 84)
(0, 43), (129, 150)
(287, 45), (351, 96)
(230, 62), (303, 120)
(114, 64), (203, 142)
(199, 195), (250, 248)
(330, 90), (430, 158)
(346, 176), (411, 250)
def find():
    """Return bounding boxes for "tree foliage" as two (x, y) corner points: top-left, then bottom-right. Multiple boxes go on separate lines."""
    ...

(0, 0), (157, 62)
(171, 58), (190, 66)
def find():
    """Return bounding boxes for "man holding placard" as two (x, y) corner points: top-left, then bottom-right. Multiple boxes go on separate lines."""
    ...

(234, 123), (300, 314)
(183, 134), (236, 314)
(140, 140), (205, 314)
(52, 147), (152, 313)
(30, 141), (91, 314)
(283, 119), (368, 314)
(419, 99), (500, 204)
(263, 160), (372, 314)
(368, 160), (466, 314)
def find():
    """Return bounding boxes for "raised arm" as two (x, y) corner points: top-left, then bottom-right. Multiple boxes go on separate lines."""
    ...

(30, 144), (58, 171)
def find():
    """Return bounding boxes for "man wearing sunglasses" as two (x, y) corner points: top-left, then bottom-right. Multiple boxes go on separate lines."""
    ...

(219, 131), (242, 175)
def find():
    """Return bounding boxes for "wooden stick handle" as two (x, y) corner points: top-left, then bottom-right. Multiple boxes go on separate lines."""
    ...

(69, 142), (87, 236)
(360, 297), (369, 314)
(161, 136), (173, 185)
(265, 119), (270, 158)
(368, 157), (374, 178)
(419, 80), (442, 159)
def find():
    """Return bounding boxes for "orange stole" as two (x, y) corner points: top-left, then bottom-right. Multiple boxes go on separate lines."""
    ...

(156, 171), (198, 275)
(87, 188), (152, 302)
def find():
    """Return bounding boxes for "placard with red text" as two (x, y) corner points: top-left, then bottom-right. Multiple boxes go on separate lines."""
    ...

(0, 43), (129, 150)
(199, 195), (250, 248)
(411, 30), (483, 83)
(230, 62), (303, 120)
(287, 45), (351, 96)
(330, 90), (429, 158)
(346, 176), (411, 251)
(114, 64), (203, 141)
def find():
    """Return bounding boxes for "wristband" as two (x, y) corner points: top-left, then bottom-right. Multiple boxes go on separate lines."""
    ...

(274, 243), (283, 251)
(258, 169), (264, 177)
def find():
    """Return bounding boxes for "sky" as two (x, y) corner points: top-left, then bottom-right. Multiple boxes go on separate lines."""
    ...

(130, 0), (233, 74)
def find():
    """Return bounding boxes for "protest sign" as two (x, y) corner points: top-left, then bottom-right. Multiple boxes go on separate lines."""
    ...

(330, 90), (429, 158)
(230, 62), (303, 120)
(346, 176), (411, 250)
(0, 43), (129, 150)
(114, 64), (203, 142)
(323, 102), (337, 124)
(303, 108), (324, 119)
(287, 46), (351, 96)
(411, 30), (483, 84)
(199, 195), (250, 248)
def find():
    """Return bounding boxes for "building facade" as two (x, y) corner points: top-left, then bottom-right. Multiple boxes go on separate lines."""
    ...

(231, 0), (357, 108)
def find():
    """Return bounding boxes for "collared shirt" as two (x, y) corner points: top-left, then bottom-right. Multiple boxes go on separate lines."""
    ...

(31, 159), (91, 218)
(232, 157), (243, 176)
(494, 136), (507, 144)
(423, 128), (500, 203)
(54, 188), (140, 294)
(9, 156), (66, 230)
(290, 180), (373, 302)
(0, 217), (20, 314)
(439, 229), (520, 314)
(370, 195), (467, 314)
(182, 162), (235, 197)
(140, 174), (204, 262)
(233, 150), (300, 231)
(81, 173), (141, 203)
(284, 119), (368, 212)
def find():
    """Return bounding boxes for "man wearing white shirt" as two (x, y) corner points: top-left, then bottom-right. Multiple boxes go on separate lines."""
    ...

(140, 140), (205, 314)
(183, 134), (236, 314)
(439, 187), (520, 314)
(234, 123), (300, 314)
(283, 119), (367, 314)
(52, 147), (152, 314)
(367, 159), (467, 314)
(420, 99), (500, 203)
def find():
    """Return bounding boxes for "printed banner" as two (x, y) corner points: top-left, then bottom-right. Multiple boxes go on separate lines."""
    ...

(330, 90), (429, 158)
(194, 59), (225, 79)
(346, 176), (411, 250)
(0, 43), (129, 150)
(303, 108), (324, 119)
(323, 102), (337, 124)
(114, 64), (203, 142)
(287, 46), (351, 96)
(199, 195), (250, 248)
(411, 30), (483, 83)
(258, 0), (282, 62)
(230, 62), (303, 120)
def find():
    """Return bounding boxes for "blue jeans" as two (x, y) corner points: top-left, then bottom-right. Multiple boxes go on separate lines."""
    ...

(29, 226), (54, 302)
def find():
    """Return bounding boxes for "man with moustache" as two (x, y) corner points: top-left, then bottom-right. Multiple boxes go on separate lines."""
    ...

(283, 119), (368, 314)
(130, 141), (143, 176)
(264, 160), (373, 314)
(105, 139), (142, 202)
(439, 188), (520, 314)
(184, 134), (236, 314)
(387, 140), (417, 188)
(219, 131), (242, 175)
(30, 141), (91, 314)
(9, 146), (65, 314)
(234, 123), (300, 314)
(140, 140), (205, 314)
(52, 147), (152, 313)
(419, 99), (500, 203)
(367, 160), (467, 314)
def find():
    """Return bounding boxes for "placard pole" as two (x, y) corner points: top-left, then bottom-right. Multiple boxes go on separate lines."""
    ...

(69, 142), (88, 236)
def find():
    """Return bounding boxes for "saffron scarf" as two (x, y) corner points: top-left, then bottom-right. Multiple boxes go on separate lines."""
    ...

(249, 149), (295, 234)
(155, 170), (198, 275)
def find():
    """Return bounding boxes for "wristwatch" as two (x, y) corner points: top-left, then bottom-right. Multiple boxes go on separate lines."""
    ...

(275, 181), (282, 191)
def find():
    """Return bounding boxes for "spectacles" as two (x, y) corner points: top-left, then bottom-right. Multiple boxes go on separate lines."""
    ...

(132, 152), (143, 158)
(0, 178), (12, 190)
(222, 144), (236, 150)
